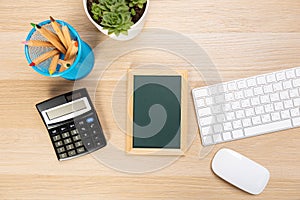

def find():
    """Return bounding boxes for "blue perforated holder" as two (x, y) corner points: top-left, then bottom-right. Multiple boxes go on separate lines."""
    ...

(24, 20), (94, 80)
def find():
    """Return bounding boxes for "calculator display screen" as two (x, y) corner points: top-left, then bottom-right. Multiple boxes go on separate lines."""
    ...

(46, 99), (87, 120)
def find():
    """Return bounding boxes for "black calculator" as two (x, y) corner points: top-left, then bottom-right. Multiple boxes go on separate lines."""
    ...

(36, 88), (106, 161)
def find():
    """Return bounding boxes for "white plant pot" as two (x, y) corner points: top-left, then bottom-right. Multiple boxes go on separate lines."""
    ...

(83, 0), (149, 41)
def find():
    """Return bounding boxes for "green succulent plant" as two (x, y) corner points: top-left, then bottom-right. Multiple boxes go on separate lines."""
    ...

(101, 12), (134, 36)
(90, 0), (146, 36)
(129, 0), (147, 9)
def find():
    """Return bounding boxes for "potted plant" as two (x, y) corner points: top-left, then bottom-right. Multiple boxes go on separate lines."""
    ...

(83, 0), (149, 41)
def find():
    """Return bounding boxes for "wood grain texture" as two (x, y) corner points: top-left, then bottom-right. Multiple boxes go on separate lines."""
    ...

(0, 0), (300, 199)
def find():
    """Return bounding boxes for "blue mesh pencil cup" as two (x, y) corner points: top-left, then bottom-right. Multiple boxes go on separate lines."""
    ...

(24, 20), (94, 80)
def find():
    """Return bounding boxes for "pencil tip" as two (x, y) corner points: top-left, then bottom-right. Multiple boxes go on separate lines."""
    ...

(29, 62), (35, 66)
(74, 41), (78, 47)
(30, 23), (36, 28)
(50, 16), (55, 22)
(49, 70), (54, 75)
(36, 24), (41, 29)
(22, 41), (28, 45)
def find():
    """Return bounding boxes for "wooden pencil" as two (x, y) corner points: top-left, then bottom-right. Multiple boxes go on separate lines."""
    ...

(64, 40), (78, 61)
(58, 59), (71, 72)
(50, 16), (68, 49)
(48, 54), (60, 75)
(22, 40), (54, 47)
(29, 49), (60, 66)
(34, 24), (66, 54)
(66, 41), (79, 64)
(62, 26), (72, 49)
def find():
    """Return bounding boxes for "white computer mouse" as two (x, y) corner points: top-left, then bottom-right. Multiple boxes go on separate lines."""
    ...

(211, 148), (270, 195)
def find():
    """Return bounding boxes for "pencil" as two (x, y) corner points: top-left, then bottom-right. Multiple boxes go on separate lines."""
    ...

(50, 16), (68, 49)
(22, 40), (54, 47)
(66, 41), (78, 64)
(29, 49), (60, 66)
(58, 59), (71, 72)
(62, 26), (72, 49)
(64, 40), (78, 60)
(34, 24), (66, 54)
(48, 54), (60, 75)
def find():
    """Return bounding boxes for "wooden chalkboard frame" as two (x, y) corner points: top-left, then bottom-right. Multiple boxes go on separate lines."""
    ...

(126, 69), (188, 155)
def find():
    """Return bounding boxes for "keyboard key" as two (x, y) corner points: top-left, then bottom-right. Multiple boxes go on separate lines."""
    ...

(281, 110), (291, 119)
(257, 76), (266, 85)
(242, 118), (252, 127)
(224, 93), (234, 101)
(75, 141), (83, 147)
(292, 117), (300, 126)
(276, 72), (286, 81)
(196, 99), (205, 107)
(284, 100), (293, 109)
(261, 114), (271, 123)
(64, 138), (72, 145)
(226, 112), (235, 121)
(216, 114), (226, 123)
(241, 99), (251, 108)
(213, 134), (222, 143)
(252, 116), (262, 125)
(205, 97), (214, 105)
(194, 89), (208, 97)
(203, 136), (213, 145)
(271, 112), (281, 121)
(292, 79), (300, 87)
(251, 97), (260, 106)
(55, 141), (63, 147)
(237, 80), (247, 89)
(233, 120), (242, 129)
(232, 129), (244, 138)
(234, 91), (244, 99)
(231, 101), (241, 110)
(266, 74), (276, 83)
(222, 132), (232, 141)
(227, 82), (237, 91)
(198, 107), (211, 117)
(70, 129), (79, 135)
(246, 78), (256, 87)
(255, 106), (264, 115)
(283, 80), (293, 90)
(201, 126), (213, 136)
(274, 102), (284, 111)
(286, 69), (296, 79)
(57, 147), (65, 153)
(222, 103), (232, 112)
(215, 94), (225, 104)
(279, 91), (289, 100)
(223, 122), (233, 131)
(254, 87), (263, 95)
(263, 85), (273, 93)
(213, 124), (223, 133)
(73, 135), (81, 141)
(245, 120), (292, 136)
(244, 88), (254, 98)
(294, 98), (300, 106)
(260, 95), (270, 104)
(289, 89), (299, 98)
(245, 108), (255, 117)
(236, 110), (245, 119)
(270, 93), (280, 102)
(272, 82), (283, 92)
(296, 68), (300, 76)
(211, 105), (222, 114)
(291, 108), (300, 117)
(264, 104), (274, 113)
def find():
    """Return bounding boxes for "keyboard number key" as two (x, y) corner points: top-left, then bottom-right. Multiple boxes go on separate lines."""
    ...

(222, 132), (232, 141)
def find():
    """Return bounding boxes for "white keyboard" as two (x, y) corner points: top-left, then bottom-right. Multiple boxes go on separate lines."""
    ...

(192, 67), (300, 146)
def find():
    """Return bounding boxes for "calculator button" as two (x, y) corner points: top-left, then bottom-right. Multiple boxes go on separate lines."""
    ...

(55, 141), (63, 147)
(59, 153), (68, 159)
(52, 135), (61, 141)
(68, 150), (76, 157)
(66, 144), (75, 150)
(76, 147), (86, 154)
(49, 129), (59, 135)
(80, 126), (87, 132)
(92, 129), (99, 135)
(73, 135), (81, 141)
(82, 138), (94, 149)
(64, 138), (72, 145)
(62, 132), (70, 138)
(78, 121), (84, 126)
(81, 132), (89, 138)
(69, 122), (76, 129)
(95, 140), (104, 147)
(89, 123), (95, 129)
(57, 147), (65, 153)
(75, 141), (83, 147)
(86, 117), (94, 123)
(70, 129), (79, 135)
(60, 126), (68, 132)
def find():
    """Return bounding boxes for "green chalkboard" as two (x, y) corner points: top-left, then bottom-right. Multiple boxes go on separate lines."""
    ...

(132, 75), (182, 149)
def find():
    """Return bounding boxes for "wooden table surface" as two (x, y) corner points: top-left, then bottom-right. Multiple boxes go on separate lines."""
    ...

(1, 0), (300, 199)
